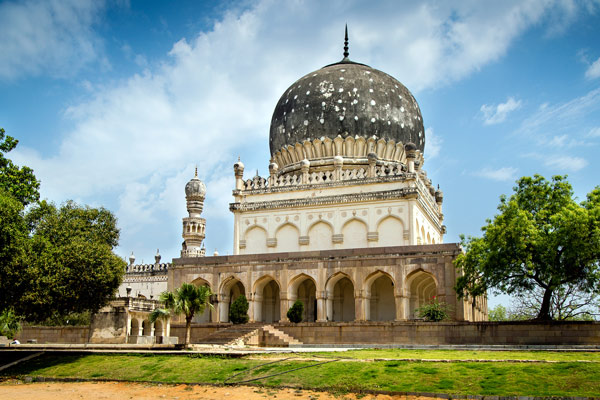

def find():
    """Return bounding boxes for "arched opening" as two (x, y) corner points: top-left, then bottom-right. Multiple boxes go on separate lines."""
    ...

(142, 319), (151, 336)
(342, 219), (367, 249)
(307, 221), (333, 251)
(276, 223), (300, 252)
(288, 274), (317, 322)
(245, 226), (267, 254)
(366, 273), (396, 321)
(219, 278), (246, 323)
(191, 278), (212, 323)
(253, 276), (281, 323)
(326, 274), (355, 322)
(154, 319), (164, 337)
(406, 271), (437, 319)
(130, 318), (140, 336)
(377, 216), (404, 247)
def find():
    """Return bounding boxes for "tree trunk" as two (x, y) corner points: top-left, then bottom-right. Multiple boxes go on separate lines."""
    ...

(536, 286), (554, 320)
(185, 316), (192, 346)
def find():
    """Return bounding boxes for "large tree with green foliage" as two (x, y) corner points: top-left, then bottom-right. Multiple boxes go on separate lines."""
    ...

(455, 175), (600, 321)
(0, 128), (40, 206)
(150, 283), (213, 346)
(0, 127), (125, 322)
(17, 200), (126, 321)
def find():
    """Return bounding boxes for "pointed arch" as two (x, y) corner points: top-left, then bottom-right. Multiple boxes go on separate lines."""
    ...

(275, 222), (300, 252)
(341, 218), (368, 249)
(244, 225), (267, 254)
(288, 273), (317, 322)
(307, 220), (333, 251)
(325, 272), (355, 322)
(405, 269), (438, 319)
(364, 270), (396, 321)
(253, 275), (281, 323)
(376, 215), (405, 247)
(191, 278), (212, 323)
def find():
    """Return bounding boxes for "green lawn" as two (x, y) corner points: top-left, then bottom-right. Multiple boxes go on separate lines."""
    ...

(1, 352), (599, 397)
(282, 348), (600, 362)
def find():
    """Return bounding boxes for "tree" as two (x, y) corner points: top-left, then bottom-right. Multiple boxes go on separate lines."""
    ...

(0, 128), (40, 206)
(229, 295), (249, 324)
(0, 191), (29, 312)
(287, 300), (304, 323)
(16, 200), (126, 321)
(151, 283), (213, 346)
(0, 309), (22, 338)
(510, 285), (599, 321)
(455, 175), (600, 320)
(487, 304), (509, 321)
(415, 297), (452, 321)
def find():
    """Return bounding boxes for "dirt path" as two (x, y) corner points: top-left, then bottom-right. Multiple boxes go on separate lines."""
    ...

(0, 380), (443, 400)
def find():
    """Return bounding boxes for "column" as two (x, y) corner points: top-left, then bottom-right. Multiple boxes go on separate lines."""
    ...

(394, 295), (407, 321)
(316, 291), (326, 322)
(279, 291), (289, 322)
(218, 295), (230, 322)
(253, 294), (263, 323)
(354, 291), (365, 321)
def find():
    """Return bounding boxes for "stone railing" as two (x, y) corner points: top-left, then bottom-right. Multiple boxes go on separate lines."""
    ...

(180, 248), (206, 258)
(126, 263), (170, 274)
(242, 164), (408, 191)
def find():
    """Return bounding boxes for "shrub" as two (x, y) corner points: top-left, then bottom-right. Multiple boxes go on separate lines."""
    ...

(229, 295), (249, 324)
(416, 297), (452, 321)
(0, 309), (22, 338)
(287, 300), (304, 323)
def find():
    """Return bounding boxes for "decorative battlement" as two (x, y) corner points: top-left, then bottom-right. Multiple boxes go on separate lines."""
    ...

(125, 262), (170, 274)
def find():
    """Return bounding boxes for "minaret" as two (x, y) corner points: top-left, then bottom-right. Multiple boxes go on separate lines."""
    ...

(181, 167), (207, 257)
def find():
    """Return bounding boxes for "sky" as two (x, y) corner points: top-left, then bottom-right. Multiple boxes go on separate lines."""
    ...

(1, 0), (599, 308)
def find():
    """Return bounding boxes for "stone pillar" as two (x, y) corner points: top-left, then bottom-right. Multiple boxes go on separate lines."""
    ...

(166, 319), (171, 337)
(279, 294), (289, 322)
(219, 295), (230, 323)
(316, 292), (326, 322)
(363, 292), (371, 321)
(325, 296), (333, 322)
(354, 291), (365, 321)
(137, 318), (143, 336)
(395, 295), (407, 321)
(367, 152), (377, 178)
(253, 294), (263, 323)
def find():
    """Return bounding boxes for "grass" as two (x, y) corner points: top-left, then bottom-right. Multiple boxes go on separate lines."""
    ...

(1, 352), (599, 397)
(278, 348), (600, 362)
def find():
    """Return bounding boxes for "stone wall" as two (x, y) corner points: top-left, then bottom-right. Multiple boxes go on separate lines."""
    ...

(169, 323), (227, 343)
(16, 326), (89, 344)
(275, 321), (600, 346)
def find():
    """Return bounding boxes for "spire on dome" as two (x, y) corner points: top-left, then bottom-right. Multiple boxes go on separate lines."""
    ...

(343, 24), (349, 60)
(194, 165), (198, 178)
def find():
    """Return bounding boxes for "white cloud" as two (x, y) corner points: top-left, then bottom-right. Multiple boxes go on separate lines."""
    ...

(480, 97), (522, 125)
(519, 88), (600, 140)
(10, 0), (595, 260)
(546, 156), (588, 171)
(585, 56), (600, 79)
(588, 127), (600, 137)
(424, 127), (442, 160)
(0, 0), (107, 80)
(474, 167), (518, 181)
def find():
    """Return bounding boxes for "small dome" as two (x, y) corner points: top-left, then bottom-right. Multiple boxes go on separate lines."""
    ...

(269, 61), (424, 158)
(185, 173), (206, 198)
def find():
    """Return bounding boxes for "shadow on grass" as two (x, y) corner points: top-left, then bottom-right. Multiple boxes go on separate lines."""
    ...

(0, 351), (87, 377)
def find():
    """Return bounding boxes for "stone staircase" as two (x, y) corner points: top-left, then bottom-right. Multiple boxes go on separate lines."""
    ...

(259, 325), (303, 347)
(200, 322), (265, 345)
(199, 323), (303, 347)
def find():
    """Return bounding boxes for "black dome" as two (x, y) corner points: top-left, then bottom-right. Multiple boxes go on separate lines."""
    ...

(269, 61), (424, 157)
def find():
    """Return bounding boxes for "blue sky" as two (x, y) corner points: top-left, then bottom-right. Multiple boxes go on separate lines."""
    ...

(1, 0), (599, 307)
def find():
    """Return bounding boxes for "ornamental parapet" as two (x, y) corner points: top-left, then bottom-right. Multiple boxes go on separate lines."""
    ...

(125, 262), (171, 274)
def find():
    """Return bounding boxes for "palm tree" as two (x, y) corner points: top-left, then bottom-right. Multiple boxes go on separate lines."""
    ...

(149, 283), (213, 346)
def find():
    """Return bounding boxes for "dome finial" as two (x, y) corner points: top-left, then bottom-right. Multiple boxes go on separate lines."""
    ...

(343, 24), (349, 60)
(194, 165), (198, 178)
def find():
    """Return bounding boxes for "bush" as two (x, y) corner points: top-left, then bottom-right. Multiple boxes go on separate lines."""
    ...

(287, 300), (304, 323)
(416, 297), (452, 322)
(0, 309), (22, 338)
(229, 295), (249, 324)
